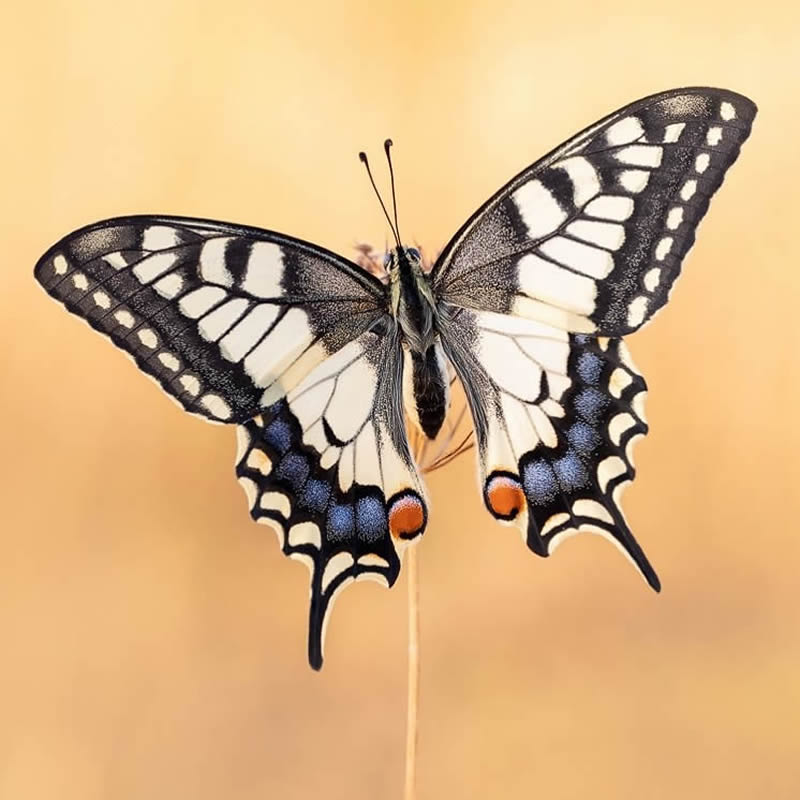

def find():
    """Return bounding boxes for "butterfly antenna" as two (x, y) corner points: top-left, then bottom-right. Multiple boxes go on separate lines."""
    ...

(384, 139), (402, 244)
(359, 150), (400, 247)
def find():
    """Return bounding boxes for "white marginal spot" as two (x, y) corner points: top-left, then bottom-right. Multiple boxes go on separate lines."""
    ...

(584, 195), (634, 222)
(200, 393), (232, 420)
(681, 180), (697, 201)
(246, 447), (272, 475)
(260, 492), (292, 519)
(556, 156), (601, 206)
(132, 252), (178, 283)
(598, 455), (627, 493)
(608, 367), (633, 399)
(322, 552), (355, 593)
(198, 298), (249, 342)
(261, 491), (291, 519)
(137, 328), (158, 349)
(666, 207), (684, 230)
(614, 145), (662, 168)
(199, 237), (234, 286)
(626, 432), (644, 465)
(633, 390), (647, 422)
(566, 219), (626, 251)
(538, 236), (613, 279)
(53, 254), (68, 275)
(179, 286), (227, 318)
(288, 551), (314, 575)
(92, 290), (110, 309)
(114, 310), (135, 329)
(237, 477), (257, 509)
(512, 180), (567, 238)
(695, 153), (710, 173)
(235, 426), (251, 464)
(219, 304), (279, 363)
(605, 116), (644, 146)
(626, 296), (648, 328)
(655, 236), (673, 261)
(720, 101), (736, 121)
(541, 512), (570, 537)
(643, 268), (661, 292)
(288, 521), (322, 549)
(153, 272), (183, 299)
(358, 553), (390, 569)
(663, 122), (685, 143)
(158, 352), (179, 371)
(72, 272), (89, 290)
(243, 241), (285, 298)
(706, 126), (723, 146)
(619, 170), (650, 193)
(609, 412), (637, 445)
(142, 225), (180, 251)
(517, 254), (597, 315)
(179, 374), (201, 396)
(572, 499), (614, 524)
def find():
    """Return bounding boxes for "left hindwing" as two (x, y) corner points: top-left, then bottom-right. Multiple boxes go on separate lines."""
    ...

(235, 322), (427, 670)
(432, 87), (756, 335)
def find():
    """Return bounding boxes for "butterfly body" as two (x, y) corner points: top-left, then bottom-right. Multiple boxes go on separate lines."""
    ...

(386, 245), (450, 439)
(34, 87), (756, 668)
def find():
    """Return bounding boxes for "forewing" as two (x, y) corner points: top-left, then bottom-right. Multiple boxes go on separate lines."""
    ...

(433, 88), (756, 335)
(440, 308), (656, 587)
(234, 324), (427, 669)
(34, 216), (388, 422)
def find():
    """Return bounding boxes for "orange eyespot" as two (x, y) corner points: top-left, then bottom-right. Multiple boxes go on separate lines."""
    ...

(485, 474), (526, 520)
(388, 493), (426, 540)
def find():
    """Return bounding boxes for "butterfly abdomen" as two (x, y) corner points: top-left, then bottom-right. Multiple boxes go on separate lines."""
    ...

(403, 343), (450, 440)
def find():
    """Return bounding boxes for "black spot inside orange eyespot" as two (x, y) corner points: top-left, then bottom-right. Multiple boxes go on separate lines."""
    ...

(484, 473), (526, 521)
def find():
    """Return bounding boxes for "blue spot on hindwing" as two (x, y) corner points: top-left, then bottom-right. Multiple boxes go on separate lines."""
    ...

(574, 388), (610, 425)
(301, 479), (330, 513)
(276, 453), (310, 489)
(356, 496), (387, 543)
(553, 450), (590, 491)
(567, 421), (601, 455)
(327, 504), (355, 541)
(523, 460), (559, 504)
(264, 420), (292, 454)
(576, 351), (603, 385)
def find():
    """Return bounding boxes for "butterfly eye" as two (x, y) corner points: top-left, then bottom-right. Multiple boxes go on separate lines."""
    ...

(383, 253), (392, 267)
(406, 247), (420, 261)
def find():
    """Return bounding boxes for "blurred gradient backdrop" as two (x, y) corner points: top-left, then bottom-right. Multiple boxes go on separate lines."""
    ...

(2, 1), (799, 798)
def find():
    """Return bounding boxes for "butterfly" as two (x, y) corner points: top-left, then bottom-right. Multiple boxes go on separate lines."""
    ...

(34, 87), (756, 669)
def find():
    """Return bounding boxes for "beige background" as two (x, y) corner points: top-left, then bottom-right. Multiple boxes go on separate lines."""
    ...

(2, 1), (799, 798)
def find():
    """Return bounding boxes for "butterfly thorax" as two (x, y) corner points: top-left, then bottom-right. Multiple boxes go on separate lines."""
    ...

(388, 247), (449, 440)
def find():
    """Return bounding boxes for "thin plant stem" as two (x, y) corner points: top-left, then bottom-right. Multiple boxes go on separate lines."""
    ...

(404, 543), (420, 800)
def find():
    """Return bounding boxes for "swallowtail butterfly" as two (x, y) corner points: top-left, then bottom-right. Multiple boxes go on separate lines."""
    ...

(34, 88), (756, 668)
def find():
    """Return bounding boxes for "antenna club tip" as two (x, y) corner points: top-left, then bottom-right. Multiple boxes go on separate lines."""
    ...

(384, 138), (393, 149)
(358, 151), (367, 162)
